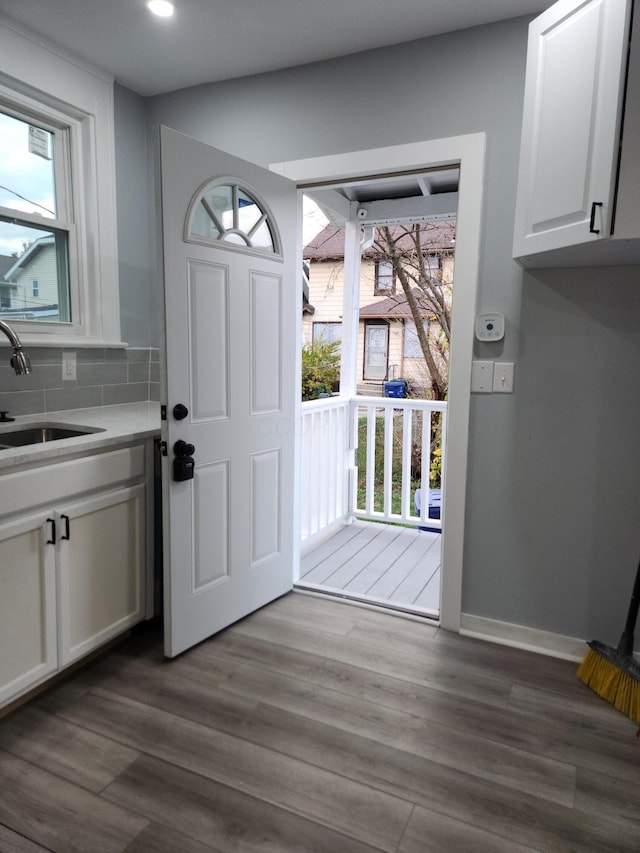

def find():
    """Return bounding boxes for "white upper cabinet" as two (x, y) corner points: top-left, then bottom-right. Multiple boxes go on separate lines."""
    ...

(513, 0), (635, 266)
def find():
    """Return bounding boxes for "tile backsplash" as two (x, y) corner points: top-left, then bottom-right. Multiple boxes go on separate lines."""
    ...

(0, 347), (160, 416)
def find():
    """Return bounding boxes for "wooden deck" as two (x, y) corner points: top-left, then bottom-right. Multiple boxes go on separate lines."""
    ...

(298, 520), (441, 617)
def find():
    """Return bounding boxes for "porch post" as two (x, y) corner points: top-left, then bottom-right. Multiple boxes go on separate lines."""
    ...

(339, 209), (361, 397)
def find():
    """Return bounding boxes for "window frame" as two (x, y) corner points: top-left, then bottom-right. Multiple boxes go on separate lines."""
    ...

(0, 19), (121, 347)
(374, 259), (396, 296)
(0, 96), (79, 331)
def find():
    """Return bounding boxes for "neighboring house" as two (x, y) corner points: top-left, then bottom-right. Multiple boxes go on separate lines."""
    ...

(0, 253), (13, 310)
(303, 222), (454, 396)
(2, 236), (60, 320)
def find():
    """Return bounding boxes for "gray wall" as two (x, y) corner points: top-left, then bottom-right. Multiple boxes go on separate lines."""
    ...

(114, 84), (158, 348)
(139, 16), (640, 647)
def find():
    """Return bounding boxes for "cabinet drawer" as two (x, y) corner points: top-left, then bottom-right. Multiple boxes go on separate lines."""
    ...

(0, 445), (146, 518)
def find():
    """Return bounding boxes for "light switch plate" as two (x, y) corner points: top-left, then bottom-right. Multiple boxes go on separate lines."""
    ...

(471, 360), (494, 393)
(493, 362), (515, 393)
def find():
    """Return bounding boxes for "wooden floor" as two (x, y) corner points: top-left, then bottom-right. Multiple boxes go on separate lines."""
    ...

(1, 592), (640, 852)
(299, 521), (441, 616)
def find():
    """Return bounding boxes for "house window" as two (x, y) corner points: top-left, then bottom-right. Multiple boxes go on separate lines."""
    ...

(0, 23), (121, 344)
(312, 322), (342, 344)
(404, 318), (427, 358)
(0, 289), (9, 309)
(374, 260), (395, 295)
(0, 109), (73, 324)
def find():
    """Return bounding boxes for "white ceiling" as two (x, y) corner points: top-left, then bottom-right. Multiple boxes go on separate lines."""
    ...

(0, 0), (549, 97)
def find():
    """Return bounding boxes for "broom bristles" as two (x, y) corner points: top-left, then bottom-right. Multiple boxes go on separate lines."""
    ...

(577, 646), (640, 724)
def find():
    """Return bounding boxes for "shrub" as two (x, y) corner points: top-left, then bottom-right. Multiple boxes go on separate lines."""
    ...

(301, 339), (340, 401)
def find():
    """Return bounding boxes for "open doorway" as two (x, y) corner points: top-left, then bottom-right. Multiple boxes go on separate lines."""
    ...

(272, 133), (485, 632)
(297, 183), (457, 619)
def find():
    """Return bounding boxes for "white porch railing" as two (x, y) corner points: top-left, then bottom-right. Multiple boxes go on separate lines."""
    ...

(299, 396), (351, 542)
(300, 395), (447, 543)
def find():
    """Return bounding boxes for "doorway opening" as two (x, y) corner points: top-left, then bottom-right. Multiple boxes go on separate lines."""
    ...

(295, 167), (458, 620)
(272, 133), (484, 632)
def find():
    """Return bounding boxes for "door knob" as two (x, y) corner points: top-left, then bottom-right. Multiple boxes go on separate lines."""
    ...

(173, 403), (188, 420)
(174, 439), (195, 457)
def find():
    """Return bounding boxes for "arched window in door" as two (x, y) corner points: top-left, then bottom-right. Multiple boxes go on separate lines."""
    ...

(185, 179), (280, 255)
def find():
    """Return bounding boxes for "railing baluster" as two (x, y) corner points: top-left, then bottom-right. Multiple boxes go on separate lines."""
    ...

(401, 407), (413, 521)
(383, 406), (394, 517)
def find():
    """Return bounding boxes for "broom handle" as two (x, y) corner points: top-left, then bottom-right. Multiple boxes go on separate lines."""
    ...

(617, 558), (640, 657)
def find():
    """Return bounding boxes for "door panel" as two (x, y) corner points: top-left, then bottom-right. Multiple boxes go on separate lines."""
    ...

(364, 323), (389, 380)
(159, 126), (297, 657)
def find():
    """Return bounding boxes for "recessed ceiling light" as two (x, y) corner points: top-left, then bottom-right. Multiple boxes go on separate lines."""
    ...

(146, 1), (175, 17)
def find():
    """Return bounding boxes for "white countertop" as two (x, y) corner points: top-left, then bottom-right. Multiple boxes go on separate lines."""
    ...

(0, 402), (161, 471)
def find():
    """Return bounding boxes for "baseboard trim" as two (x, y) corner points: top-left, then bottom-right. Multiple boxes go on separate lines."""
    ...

(459, 613), (587, 662)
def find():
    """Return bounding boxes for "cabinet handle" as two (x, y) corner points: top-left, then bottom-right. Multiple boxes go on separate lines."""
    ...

(60, 514), (70, 541)
(589, 201), (603, 234)
(46, 518), (56, 545)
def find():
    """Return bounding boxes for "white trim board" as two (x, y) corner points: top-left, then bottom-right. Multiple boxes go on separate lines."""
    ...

(272, 133), (486, 634)
(460, 613), (587, 662)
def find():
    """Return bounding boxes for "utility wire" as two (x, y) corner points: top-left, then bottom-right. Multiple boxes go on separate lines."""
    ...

(0, 184), (55, 217)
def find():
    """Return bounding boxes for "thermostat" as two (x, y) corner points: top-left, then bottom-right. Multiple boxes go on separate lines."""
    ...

(475, 312), (505, 342)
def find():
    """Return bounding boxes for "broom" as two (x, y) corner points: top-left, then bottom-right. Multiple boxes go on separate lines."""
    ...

(577, 558), (640, 724)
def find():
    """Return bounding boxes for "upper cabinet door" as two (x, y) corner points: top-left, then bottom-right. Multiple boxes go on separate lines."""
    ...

(513, 0), (632, 261)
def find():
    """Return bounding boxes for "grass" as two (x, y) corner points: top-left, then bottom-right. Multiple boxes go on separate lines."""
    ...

(356, 410), (441, 515)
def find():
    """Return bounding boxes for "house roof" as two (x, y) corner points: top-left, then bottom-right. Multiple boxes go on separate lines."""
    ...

(304, 222), (456, 260)
(0, 254), (15, 283)
(360, 289), (430, 319)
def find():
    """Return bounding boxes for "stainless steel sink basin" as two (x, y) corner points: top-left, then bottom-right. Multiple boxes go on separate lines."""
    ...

(0, 425), (104, 448)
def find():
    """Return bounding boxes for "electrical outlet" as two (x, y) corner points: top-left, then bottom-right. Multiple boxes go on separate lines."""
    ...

(62, 351), (77, 382)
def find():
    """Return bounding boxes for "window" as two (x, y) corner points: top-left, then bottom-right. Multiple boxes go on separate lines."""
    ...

(312, 322), (342, 344)
(374, 260), (395, 295)
(0, 108), (73, 325)
(404, 318), (427, 358)
(0, 22), (121, 344)
(187, 182), (279, 255)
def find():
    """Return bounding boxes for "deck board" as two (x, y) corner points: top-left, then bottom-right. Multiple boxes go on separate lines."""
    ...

(299, 520), (441, 615)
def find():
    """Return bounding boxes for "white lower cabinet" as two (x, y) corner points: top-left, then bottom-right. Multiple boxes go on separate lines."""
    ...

(57, 483), (146, 668)
(0, 511), (57, 706)
(0, 444), (149, 708)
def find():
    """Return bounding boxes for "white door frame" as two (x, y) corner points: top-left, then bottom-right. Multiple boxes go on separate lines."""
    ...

(272, 134), (485, 632)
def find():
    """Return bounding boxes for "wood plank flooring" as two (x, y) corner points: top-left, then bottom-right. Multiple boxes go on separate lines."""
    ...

(1, 592), (640, 852)
(299, 521), (441, 615)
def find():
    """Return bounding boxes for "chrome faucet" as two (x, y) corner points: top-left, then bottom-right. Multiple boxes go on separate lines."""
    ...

(0, 320), (32, 375)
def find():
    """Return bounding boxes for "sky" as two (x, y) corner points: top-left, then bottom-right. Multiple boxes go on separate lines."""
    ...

(0, 111), (56, 258)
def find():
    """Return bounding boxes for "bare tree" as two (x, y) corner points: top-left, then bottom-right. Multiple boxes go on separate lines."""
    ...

(372, 222), (454, 400)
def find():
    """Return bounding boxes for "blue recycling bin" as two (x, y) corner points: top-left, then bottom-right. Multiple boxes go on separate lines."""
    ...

(384, 379), (407, 398)
(414, 488), (442, 532)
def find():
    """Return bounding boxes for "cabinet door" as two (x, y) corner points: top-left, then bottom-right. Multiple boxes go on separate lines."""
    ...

(513, 0), (632, 259)
(0, 513), (57, 706)
(57, 484), (146, 667)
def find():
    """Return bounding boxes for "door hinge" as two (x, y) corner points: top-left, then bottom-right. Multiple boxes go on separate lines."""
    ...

(159, 440), (168, 457)
(161, 404), (167, 420)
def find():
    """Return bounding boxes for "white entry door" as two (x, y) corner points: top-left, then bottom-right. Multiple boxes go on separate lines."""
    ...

(159, 126), (297, 657)
(363, 323), (389, 381)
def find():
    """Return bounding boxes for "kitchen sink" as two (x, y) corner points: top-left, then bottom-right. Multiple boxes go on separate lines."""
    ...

(0, 425), (105, 448)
